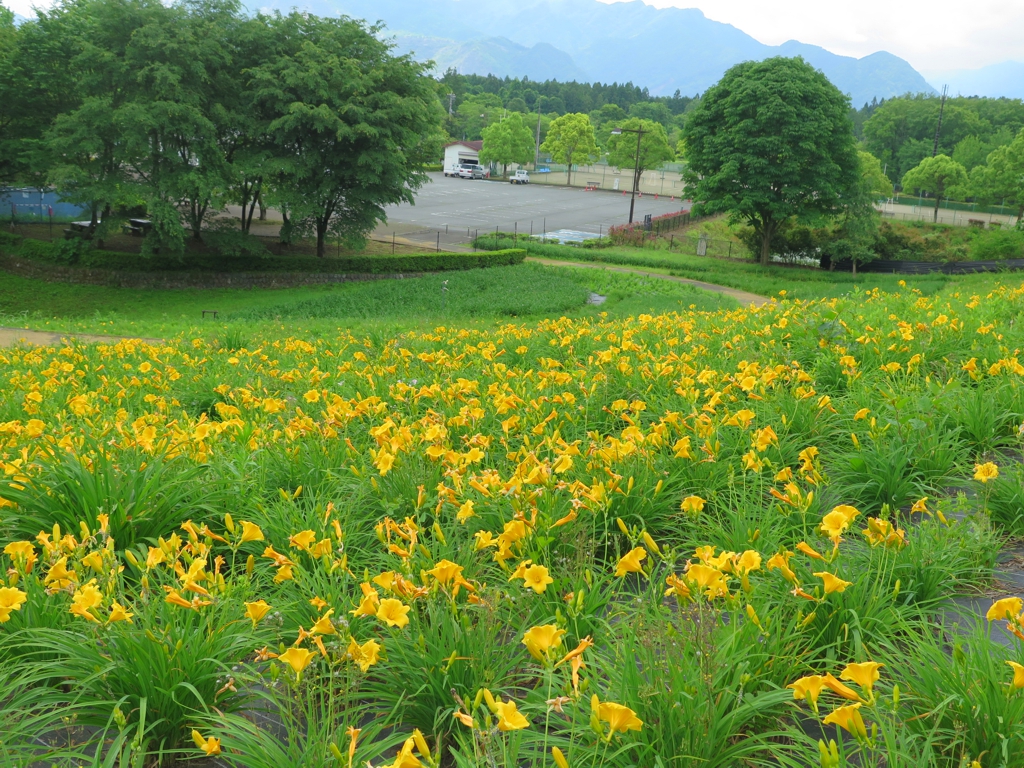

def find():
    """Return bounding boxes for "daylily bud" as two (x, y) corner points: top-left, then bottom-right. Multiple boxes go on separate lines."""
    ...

(124, 550), (139, 567)
(616, 518), (629, 536)
(329, 743), (343, 761)
(246, 555), (254, 575)
(413, 729), (431, 762)
(224, 513), (235, 533)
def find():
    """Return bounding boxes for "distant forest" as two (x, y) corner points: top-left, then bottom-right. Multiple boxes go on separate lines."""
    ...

(439, 70), (1024, 187)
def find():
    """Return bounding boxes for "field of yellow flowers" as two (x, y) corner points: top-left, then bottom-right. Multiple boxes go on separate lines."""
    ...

(3, 282), (1024, 767)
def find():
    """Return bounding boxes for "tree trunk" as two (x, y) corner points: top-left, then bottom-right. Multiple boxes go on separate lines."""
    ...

(258, 197), (267, 221)
(760, 224), (771, 267)
(852, 258), (857, 276)
(316, 219), (327, 258)
(566, 149), (573, 187)
(502, 163), (508, 178)
(933, 194), (941, 223)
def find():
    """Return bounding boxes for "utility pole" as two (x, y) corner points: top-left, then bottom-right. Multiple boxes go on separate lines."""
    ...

(932, 85), (948, 157)
(534, 112), (542, 170)
(611, 125), (646, 224)
(447, 93), (455, 116)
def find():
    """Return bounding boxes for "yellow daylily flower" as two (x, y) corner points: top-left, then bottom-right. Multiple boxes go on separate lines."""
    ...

(814, 572), (852, 594)
(788, 675), (826, 712)
(493, 698), (530, 731)
(376, 598), (411, 629)
(1007, 660), (1024, 689)
(680, 495), (706, 515)
(840, 662), (884, 700)
(986, 597), (1023, 622)
(245, 600), (272, 628)
(592, 694), (643, 736)
(521, 564), (554, 593)
(239, 521), (264, 543)
(347, 637), (382, 672)
(614, 547), (647, 577)
(0, 586), (28, 623)
(974, 462), (999, 483)
(191, 730), (222, 756)
(822, 703), (867, 739)
(278, 646), (317, 681)
(522, 624), (566, 662)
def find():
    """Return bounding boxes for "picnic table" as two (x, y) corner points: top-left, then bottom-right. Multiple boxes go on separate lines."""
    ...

(63, 221), (96, 240)
(123, 218), (153, 237)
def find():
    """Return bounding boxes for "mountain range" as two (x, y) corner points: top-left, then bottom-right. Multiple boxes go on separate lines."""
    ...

(277, 0), (937, 105)
(929, 61), (1024, 100)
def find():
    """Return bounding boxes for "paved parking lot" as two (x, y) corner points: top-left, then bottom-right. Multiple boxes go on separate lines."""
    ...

(382, 173), (690, 240)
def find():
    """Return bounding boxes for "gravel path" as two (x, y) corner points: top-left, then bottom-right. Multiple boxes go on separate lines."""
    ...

(525, 256), (769, 308)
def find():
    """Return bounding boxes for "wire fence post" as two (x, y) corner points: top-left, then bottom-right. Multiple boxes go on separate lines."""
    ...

(514, 222), (517, 246)
(436, 232), (440, 252)
(392, 233), (395, 254)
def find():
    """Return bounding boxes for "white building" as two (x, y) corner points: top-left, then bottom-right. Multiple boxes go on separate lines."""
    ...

(442, 141), (483, 173)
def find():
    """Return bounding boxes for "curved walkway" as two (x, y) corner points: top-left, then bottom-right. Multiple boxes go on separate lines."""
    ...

(526, 256), (769, 307)
(0, 327), (159, 348)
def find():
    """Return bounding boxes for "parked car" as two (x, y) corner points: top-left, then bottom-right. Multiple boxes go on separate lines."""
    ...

(457, 164), (485, 179)
(511, 170), (530, 184)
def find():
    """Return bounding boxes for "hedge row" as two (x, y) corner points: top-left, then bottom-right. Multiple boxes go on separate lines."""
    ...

(0, 233), (525, 274)
(473, 235), (711, 274)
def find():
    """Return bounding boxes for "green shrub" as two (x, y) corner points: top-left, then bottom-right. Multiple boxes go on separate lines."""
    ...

(15, 238), (60, 262)
(7, 236), (526, 274)
(969, 228), (1024, 261)
(0, 230), (23, 249)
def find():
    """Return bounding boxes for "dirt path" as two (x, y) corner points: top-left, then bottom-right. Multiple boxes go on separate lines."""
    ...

(525, 257), (769, 307)
(0, 327), (160, 348)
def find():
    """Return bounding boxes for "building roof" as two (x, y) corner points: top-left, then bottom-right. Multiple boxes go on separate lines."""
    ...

(444, 140), (483, 152)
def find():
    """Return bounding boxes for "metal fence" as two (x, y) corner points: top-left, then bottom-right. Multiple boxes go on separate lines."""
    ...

(1, 187), (89, 222)
(522, 164), (687, 198)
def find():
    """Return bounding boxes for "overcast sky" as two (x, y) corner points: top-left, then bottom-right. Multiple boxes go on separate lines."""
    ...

(603, 0), (1024, 75)
(6, 0), (1022, 76)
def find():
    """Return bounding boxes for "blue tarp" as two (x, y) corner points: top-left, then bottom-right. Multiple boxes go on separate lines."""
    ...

(0, 187), (90, 221)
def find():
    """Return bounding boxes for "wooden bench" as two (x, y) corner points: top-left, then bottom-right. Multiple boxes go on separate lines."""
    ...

(968, 219), (986, 228)
(202, 310), (219, 319)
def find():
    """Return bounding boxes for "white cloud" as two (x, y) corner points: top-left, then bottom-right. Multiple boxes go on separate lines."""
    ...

(600, 0), (1024, 74)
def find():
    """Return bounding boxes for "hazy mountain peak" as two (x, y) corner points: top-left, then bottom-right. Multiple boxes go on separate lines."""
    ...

(256, 0), (938, 102)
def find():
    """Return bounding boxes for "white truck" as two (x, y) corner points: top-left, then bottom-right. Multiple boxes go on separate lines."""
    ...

(510, 170), (530, 184)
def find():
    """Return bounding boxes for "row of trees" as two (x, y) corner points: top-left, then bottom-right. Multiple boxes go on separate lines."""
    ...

(861, 94), (1024, 182)
(900, 127), (1024, 221)
(0, 0), (444, 256)
(439, 69), (697, 145)
(477, 110), (676, 186)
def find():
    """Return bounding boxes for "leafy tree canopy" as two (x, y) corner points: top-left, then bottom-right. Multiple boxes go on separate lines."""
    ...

(682, 56), (860, 266)
(901, 154), (969, 222)
(606, 117), (674, 191)
(540, 113), (598, 186)
(479, 112), (535, 177)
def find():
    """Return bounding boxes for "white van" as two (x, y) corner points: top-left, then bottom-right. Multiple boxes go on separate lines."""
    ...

(457, 164), (485, 179)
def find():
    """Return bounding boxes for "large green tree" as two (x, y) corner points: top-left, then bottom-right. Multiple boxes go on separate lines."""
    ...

(900, 155), (968, 222)
(682, 56), (860, 266)
(479, 112), (535, 177)
(39, 0), (166, 227)
(540, 112), (597, 186)
(250, 12), (443, 257)
(970, 128), (1024, 220)
(606, 117), (674, 209)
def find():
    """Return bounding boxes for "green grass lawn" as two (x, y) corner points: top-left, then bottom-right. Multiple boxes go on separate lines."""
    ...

(482, 236), (1012, 300)
(0, 263), (737, 340)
